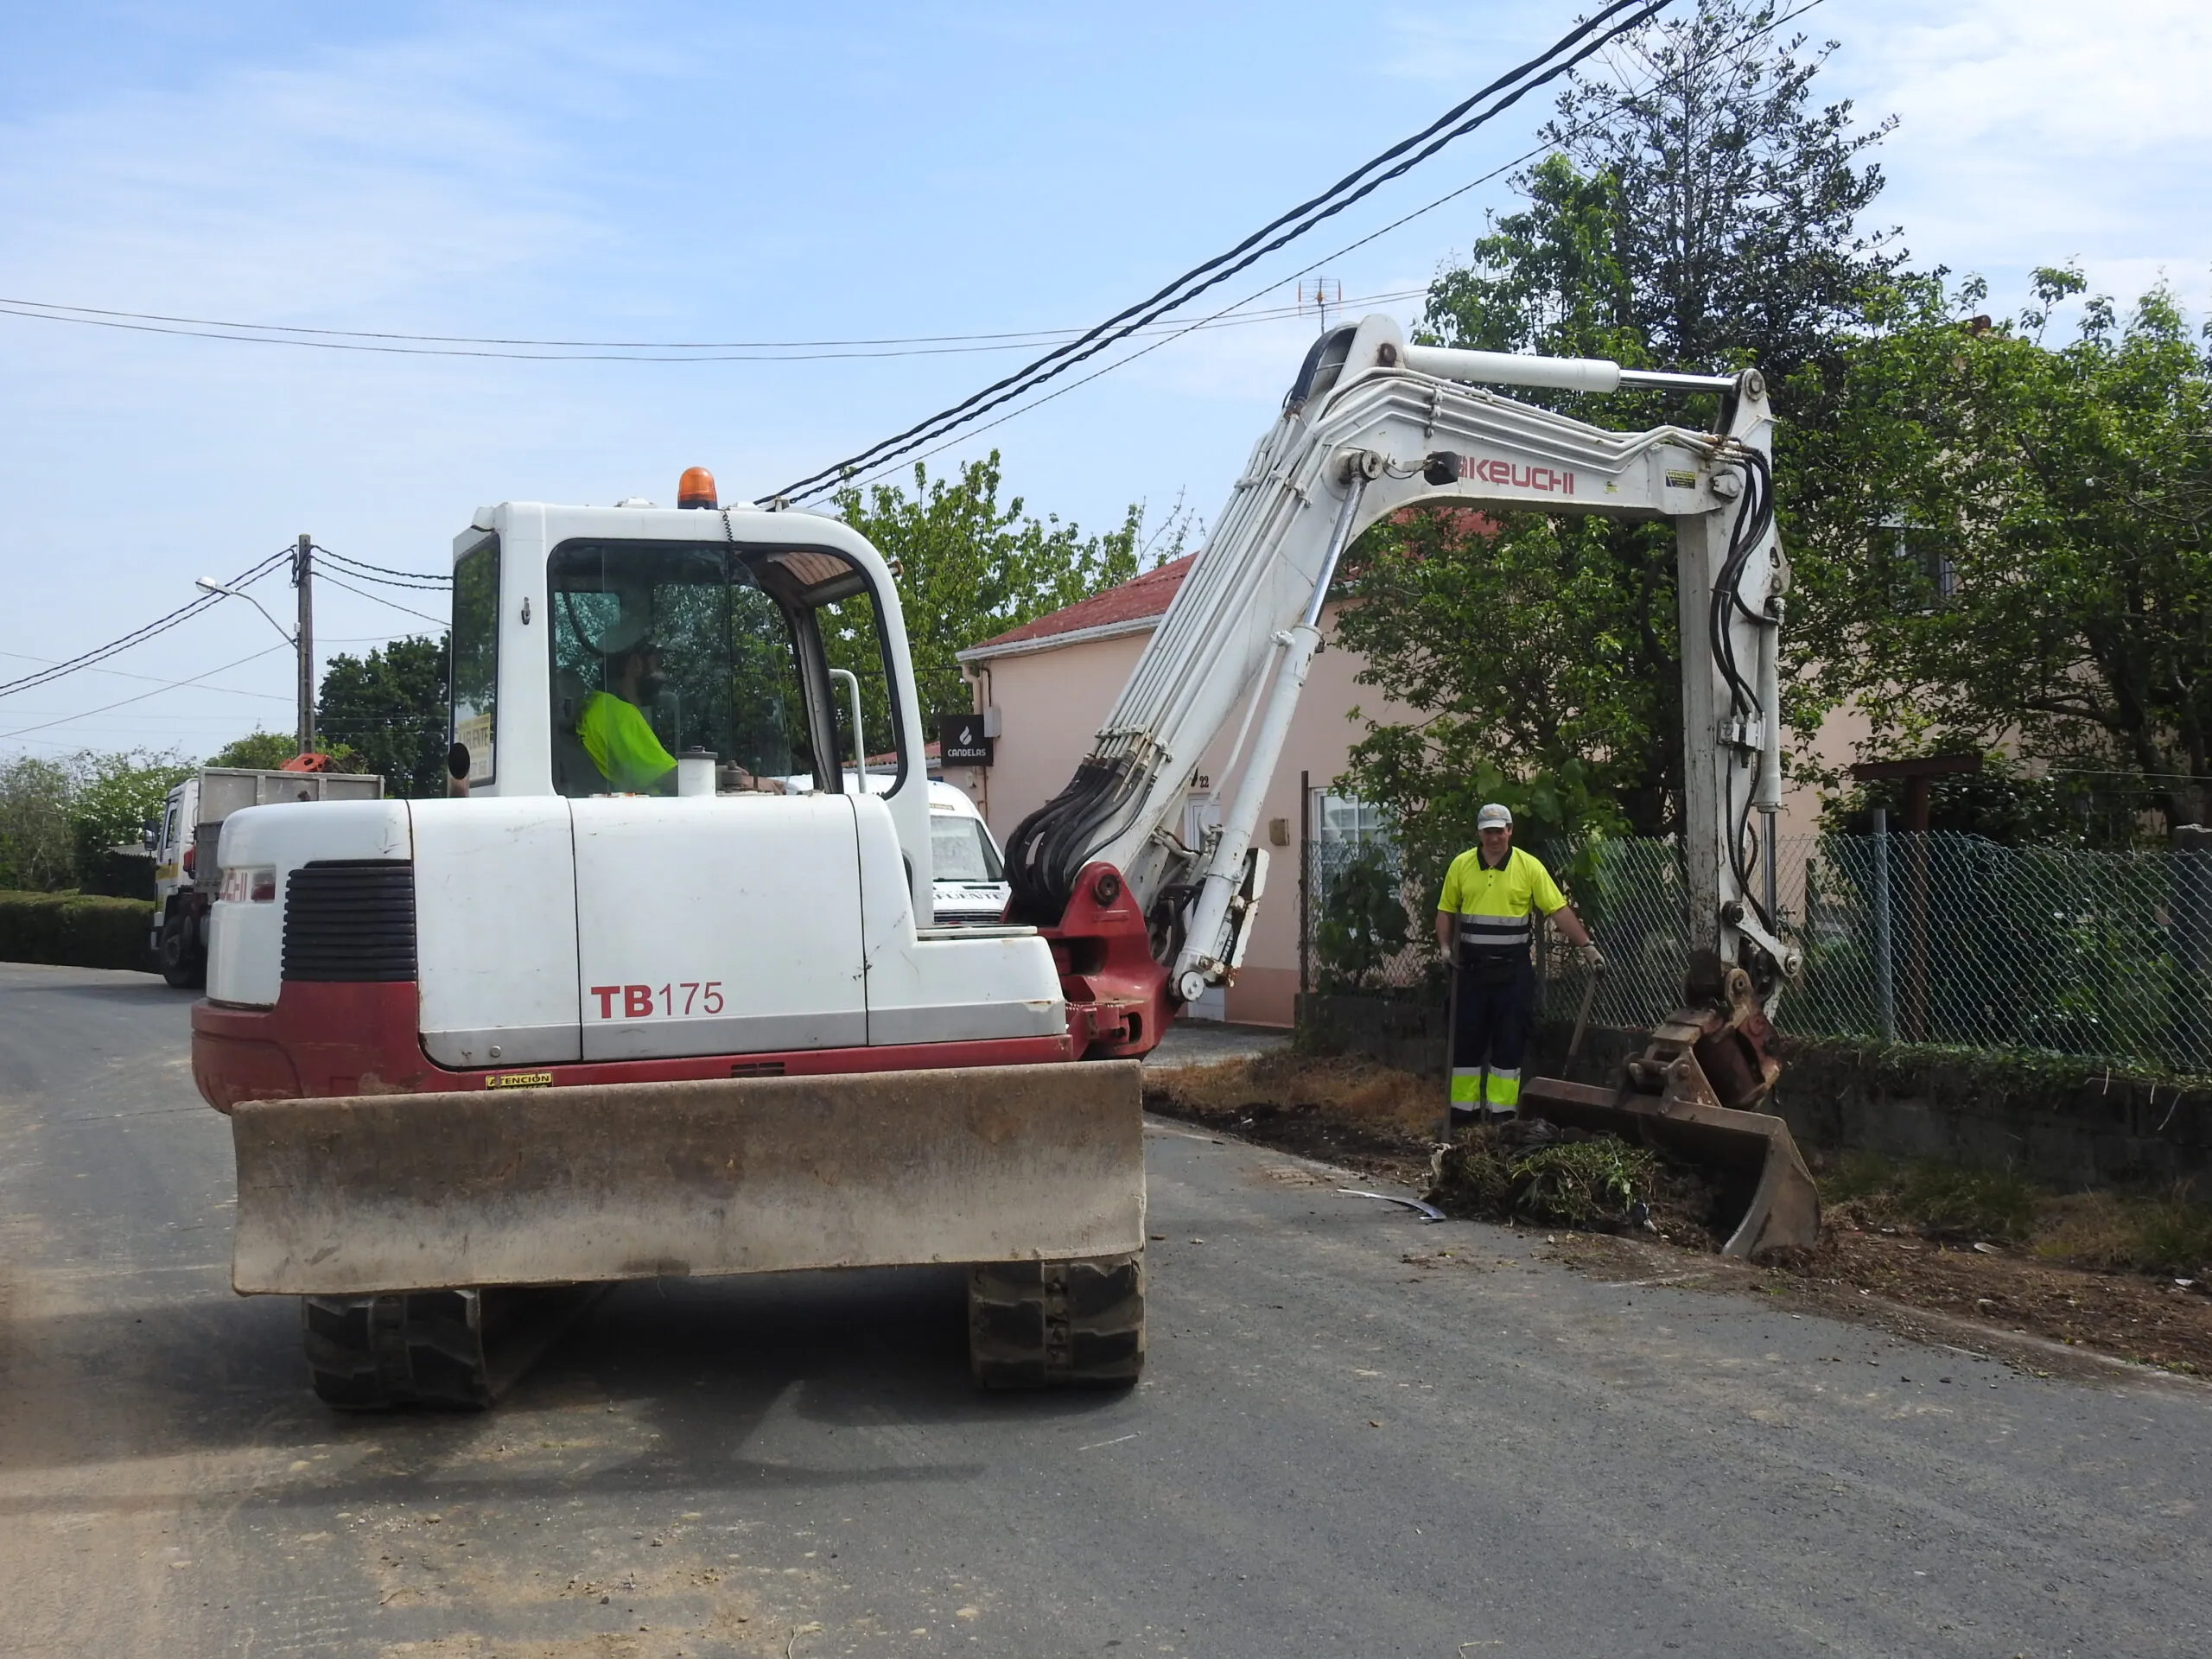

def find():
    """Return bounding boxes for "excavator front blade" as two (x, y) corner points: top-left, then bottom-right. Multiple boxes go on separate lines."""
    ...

(1517, 1075), (1820, 1258)
(230, 1060), (1145, 1296)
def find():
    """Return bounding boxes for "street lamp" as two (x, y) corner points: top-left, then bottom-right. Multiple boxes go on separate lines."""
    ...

(196, 533), (315, 753)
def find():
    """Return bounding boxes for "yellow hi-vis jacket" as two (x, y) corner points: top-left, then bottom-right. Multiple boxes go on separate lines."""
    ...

(1437, 844), (1567, 963)
(577, 691), (677, 794)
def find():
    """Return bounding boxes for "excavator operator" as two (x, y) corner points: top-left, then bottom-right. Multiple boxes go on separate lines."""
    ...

(578, 639), (679, 794)
(1433, 804), (1599, 1128)
(575, 635), (788, 797)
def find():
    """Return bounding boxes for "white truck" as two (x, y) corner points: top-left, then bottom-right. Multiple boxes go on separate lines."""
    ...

(785, 772), (1011, 929)
(191, 315), (1815, 1408)
(150, 765), (381, 988)
(925, 780), (1013, 928)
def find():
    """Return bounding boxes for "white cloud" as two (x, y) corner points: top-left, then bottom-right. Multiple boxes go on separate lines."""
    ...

(1854, 0), (2212, 155)
(0, 29), (594, 329)
(1830, 0), (2212, 314)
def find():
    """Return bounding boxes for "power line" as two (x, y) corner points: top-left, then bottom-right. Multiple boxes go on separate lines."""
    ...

(768, 0), (1673, 502)
(312, 545), (451, 586)
(0, 548), (291, 700)
(0, 285), (1431, 363)
(313, 548), (451, 590)
(832, 0), (1829, 496)
(0, 645), (290, 741)
(0, 289), (1380, 348)
(0, 647), (294, 704)
(315, 569), (448, 627)
(843, 147), (1548, 494)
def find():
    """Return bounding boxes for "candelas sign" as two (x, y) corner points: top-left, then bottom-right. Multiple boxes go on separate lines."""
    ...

(1460, 456), (1575, 495)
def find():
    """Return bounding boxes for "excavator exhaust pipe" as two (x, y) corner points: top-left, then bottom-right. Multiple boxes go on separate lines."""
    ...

(1520, 959), (1821, 1259)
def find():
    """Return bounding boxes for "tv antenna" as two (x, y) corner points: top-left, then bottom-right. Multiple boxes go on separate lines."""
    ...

(1298, 277), (1344, 334)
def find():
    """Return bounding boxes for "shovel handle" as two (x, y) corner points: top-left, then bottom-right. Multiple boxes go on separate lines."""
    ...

(1440, 963), (1461, 1140)
(1564, 963), (1603, 1074)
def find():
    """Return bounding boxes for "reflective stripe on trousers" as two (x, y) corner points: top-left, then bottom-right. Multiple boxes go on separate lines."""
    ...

(1449, 1065), (1521, 1109)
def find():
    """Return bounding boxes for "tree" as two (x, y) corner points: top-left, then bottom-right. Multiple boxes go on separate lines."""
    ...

(1338, 0), (1900, 858)
(66, 750), (193, 874)
(1531, 1), (1899, 387)
(1796, 269), (2212, 834)
(208, 728), (371, 774)
(831, 454), (1179, 733)
(315, 637), (448, 798)
(1313, 842), (1413, 993)
(0, 756), (75, 891)
(0, 750), (194, 891)
(208, 731), (306, 770)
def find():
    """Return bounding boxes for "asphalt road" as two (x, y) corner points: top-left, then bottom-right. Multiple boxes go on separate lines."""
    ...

(2, 962), (2208, 1658)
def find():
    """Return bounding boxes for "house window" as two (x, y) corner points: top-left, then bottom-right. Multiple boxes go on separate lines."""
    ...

(1876, 519), (1955, 607)
(1315, 791), (1393, 849)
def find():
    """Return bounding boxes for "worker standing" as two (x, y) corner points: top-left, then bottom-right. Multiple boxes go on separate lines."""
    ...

(1433, 804), (1600, 1128)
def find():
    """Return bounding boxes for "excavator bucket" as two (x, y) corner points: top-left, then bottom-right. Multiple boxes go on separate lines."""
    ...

(1516, 1077), (1820, 1257)
(230, 1060), (1146, 1296)
(1519, 965), (1821, 1259)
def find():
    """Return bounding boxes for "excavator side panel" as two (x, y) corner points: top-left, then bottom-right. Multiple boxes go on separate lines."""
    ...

(231, 1060), (1143, 1295)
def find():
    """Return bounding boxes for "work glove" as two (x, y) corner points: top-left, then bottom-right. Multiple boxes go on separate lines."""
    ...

(1577, 942), (1605, 972)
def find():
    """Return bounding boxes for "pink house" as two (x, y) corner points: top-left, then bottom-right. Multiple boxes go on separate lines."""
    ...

(952, 555), (1416, 1027)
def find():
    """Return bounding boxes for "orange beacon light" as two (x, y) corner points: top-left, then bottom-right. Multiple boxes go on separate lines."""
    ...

(677, 467), (718, 510)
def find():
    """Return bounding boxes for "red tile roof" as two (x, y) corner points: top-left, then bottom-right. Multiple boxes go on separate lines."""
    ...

(965, 553), (1195, 654)
(962, 505), (1500, 659)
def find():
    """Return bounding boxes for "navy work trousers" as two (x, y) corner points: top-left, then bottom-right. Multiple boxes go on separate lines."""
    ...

(1449, 957), (1535, 1113)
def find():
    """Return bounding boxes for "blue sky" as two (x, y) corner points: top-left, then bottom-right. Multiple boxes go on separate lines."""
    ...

(3, 0), (2208, 760)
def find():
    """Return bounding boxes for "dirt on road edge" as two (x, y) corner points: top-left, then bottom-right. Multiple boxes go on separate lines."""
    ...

(1145, 1050), (2212, 1387)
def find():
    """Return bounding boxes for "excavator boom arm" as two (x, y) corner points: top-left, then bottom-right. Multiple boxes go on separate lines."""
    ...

(1007, 314), (1790, 1017)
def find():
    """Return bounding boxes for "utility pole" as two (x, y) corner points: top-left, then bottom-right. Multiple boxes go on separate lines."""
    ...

(295, 533), (315, 755)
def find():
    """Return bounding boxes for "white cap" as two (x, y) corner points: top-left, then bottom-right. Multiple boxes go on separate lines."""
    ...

(1477, 803), (1513, 830)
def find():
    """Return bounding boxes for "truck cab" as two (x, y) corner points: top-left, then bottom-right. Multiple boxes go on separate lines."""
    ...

(154, 766), (381, 988)
(927, 782), (1012, 928)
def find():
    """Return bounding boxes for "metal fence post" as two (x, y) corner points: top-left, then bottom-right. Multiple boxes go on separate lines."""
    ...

(1298, 772), (1311, 1001)
(2175, 823), (2212, 1071)
(1872, 808), (1897, 1044)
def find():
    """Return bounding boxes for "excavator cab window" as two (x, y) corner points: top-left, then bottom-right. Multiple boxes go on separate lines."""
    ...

(816, 587), (902, 795)
(449, 535), (499, 787)
(546, 540), (813, 798)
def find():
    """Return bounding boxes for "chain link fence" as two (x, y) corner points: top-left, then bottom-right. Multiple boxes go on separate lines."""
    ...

(1303, 800), (2212, 1077)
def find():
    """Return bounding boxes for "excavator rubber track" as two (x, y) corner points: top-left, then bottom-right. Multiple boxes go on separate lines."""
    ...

(302, 1284), (607, 1410)
(968, 1252), (1145, 1389)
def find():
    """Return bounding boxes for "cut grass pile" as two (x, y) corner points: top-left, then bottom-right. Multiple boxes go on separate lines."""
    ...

(1429, 1122), (1725, 1243)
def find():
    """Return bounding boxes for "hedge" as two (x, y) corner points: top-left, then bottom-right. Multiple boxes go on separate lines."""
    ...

(0, 891), (156, 972)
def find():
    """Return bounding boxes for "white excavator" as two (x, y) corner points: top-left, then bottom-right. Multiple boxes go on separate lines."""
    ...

(191, 314), (1816, 1408)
